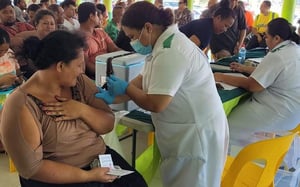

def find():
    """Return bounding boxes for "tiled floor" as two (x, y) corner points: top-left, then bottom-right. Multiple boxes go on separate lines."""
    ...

(0, 130), (162, 187)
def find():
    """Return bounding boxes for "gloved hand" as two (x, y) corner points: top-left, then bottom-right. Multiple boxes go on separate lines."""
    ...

(95, 87), (115, 104)
(107, 75), (129, 96)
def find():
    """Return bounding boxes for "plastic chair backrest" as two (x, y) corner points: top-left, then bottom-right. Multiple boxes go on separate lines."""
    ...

(289, 124), (300, 135)
(222, 133), (296, 187)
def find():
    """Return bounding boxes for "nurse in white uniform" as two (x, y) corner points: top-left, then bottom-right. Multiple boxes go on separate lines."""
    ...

(214, 18), (300, 146)
(96, 2), (229, 187)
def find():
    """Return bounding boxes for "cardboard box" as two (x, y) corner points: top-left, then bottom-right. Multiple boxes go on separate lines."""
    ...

(95, 51), (146, 111)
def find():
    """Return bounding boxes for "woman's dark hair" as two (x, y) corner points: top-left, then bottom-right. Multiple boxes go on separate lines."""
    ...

(33, 9), (55, 27)
(267, 18), (300, 44)
(121, 1), (174, 30)
(0, 28), (10, 45)
(27, 4), (41, 13)
(78, 2), (97, 23)
(16, 30), (85, 70)
(213, 7), (235, 20)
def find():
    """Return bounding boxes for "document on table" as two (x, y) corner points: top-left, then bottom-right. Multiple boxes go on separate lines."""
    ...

(210, 63), (232, 71)
(216, 73), (247, 90)
(246, 58), (263, 64)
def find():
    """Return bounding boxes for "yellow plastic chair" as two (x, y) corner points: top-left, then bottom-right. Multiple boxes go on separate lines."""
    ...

(222, 133), (296, 187)
(289, 124), (300, 134)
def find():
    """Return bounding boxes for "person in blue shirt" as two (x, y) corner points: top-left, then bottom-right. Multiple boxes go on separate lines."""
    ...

(179, 7), (235, 50)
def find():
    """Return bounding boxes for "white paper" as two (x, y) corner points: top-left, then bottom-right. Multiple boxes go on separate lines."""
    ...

(99, 154), (114, 168)
(223, 73), (247, 78)
(216, 82), (237, 90)
(107, 168), (135, 177)
(99, 154), (134, 177)
(216, 73), (247, 90)
(247, 58), (263, 64)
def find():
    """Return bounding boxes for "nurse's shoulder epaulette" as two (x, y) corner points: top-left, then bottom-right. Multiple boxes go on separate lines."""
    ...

(163, 33), (175, 48)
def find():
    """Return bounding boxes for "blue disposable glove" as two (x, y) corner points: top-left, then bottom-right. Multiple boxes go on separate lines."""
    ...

(107, 75), (129, 96)
(95, 87), (115, 104)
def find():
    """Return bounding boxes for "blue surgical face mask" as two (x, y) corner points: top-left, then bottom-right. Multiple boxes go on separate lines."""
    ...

(130, 28), (152, 55)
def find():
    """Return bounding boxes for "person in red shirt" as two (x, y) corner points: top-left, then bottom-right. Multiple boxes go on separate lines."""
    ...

(0, 0), (35, 38)
(78, 2), (120, 80)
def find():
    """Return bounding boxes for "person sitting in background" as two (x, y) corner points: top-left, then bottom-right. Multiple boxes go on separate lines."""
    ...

(1, 30), (147, 187)
(180, 7), (235, 50)
(0, 28), (22, 88)
(48, 4), (68, 30)
(39, 0), (50, 9)
(174, 0), (192, 27)
(200, 0), (218, 19)
(50, 0), (57, 5)
(96, 3), (108, 28)
(154, 0), (163, 9)
(0, 0), (35, 38)
(27, 3), (41, 26)
(105, 5), (125, 42)
(28, 0), (40, 6)
(79, 2), (120, 80)
(246, 0), (278, 49)
(14, 0), (28, 22)
(214, 18), (300, 146)
(14, 9), (56, 78)
(0, 28), (23, 153)
(126, 0), (135, 7)
(12, 9), (56, 52)
(61, 0), (79, 31)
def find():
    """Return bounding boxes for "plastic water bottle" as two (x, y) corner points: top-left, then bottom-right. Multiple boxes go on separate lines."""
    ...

(238, 47), (246, 64)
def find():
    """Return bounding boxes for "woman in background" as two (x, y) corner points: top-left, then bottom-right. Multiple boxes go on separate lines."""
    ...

(214, 18), (300, 146)
(0, 28), (21, 88)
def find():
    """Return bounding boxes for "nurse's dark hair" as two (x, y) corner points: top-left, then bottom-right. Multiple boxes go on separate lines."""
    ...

(0, 28), (10, 45)
(213, 7), (235, 20)
(267, 18), (300, 44)
(15, 30), (86, 70)
(121, 1), (174, 30)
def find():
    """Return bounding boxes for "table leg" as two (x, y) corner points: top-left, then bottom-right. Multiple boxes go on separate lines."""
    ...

(132, 129), (137, 168)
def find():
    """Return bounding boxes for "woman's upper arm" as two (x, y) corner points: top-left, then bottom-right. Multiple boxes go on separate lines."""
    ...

(247, 77), (264, 92)
(1, 102), (43, 178)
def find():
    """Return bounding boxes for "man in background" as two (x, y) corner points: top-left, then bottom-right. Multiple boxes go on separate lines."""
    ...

(105, 5), (125, 41)
(13, 0), (27, 22)
(246, 0), (278, 49)
(0, 0), (34, 38)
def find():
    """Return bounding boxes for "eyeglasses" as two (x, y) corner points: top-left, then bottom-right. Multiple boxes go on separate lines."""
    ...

(178, 2), (185, 4)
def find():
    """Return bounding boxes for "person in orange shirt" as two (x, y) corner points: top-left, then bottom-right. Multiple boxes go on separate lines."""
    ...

(238, 1), (253, 35)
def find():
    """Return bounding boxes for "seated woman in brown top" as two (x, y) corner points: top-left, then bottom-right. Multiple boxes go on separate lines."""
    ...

(0, 30), (147, 187)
